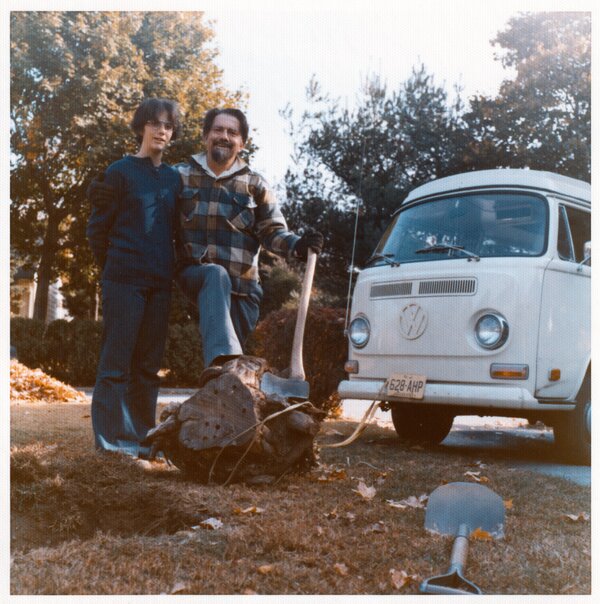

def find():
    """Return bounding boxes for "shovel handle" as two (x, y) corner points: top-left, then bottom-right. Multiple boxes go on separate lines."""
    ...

(290, 249), (317, 380)
(448, 523), (470, 574)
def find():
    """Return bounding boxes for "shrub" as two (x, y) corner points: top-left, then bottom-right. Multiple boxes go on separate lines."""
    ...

(251, 306), (347, 414)
(42, 319), (73, 382)
(162, 322), (204, 387)
(259, 262), (301, 319)
(10, 317), (46, 370)
(68, 320), (103, 385)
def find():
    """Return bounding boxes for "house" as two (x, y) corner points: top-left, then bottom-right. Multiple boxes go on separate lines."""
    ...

(11, 268), (71, 323)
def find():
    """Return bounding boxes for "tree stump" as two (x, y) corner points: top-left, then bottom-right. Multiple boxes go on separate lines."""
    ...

(143, 356), (326, 483)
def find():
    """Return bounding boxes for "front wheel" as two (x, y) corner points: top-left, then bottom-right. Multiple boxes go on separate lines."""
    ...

(390, 403), (454, 444)
(552, 374), (591, 465)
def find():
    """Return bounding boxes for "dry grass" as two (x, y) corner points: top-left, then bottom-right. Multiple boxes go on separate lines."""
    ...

(11, 401), (590, 595)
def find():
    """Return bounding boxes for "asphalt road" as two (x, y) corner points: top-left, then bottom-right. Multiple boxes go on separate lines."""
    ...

(341, 399), (591, 487)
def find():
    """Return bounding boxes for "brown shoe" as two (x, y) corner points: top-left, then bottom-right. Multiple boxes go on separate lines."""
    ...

(198, 365), (223, 388)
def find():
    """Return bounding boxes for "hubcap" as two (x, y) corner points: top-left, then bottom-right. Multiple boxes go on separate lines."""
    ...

(584, 401), (591, 442)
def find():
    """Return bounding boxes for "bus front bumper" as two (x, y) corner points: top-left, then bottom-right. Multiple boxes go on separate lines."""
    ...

(337, 379), (575, 411)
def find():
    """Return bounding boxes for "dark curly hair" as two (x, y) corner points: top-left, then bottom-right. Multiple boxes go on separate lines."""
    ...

(130, 98), (181, 144)
(202, 108), (249, 142)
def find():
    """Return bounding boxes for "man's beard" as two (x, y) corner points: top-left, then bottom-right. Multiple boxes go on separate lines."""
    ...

(210, 143), (234, 164)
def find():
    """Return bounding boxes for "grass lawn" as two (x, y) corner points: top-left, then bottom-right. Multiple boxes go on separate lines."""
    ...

(10, 400), (591, 595)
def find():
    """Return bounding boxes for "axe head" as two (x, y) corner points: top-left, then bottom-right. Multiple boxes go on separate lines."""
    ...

(260, 371), (309, 401)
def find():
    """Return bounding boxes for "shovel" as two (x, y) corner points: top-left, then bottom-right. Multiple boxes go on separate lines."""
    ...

(260, 249), (317, 401)
(420, 482), (505, 595)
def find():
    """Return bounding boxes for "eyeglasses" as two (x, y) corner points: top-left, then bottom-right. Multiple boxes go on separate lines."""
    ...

(146, 119), (174, 131)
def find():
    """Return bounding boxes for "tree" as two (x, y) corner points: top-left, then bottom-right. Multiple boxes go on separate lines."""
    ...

(464, 12), (591, 180)
(11, 11), (244, 319)
(282, 68), (469, 299)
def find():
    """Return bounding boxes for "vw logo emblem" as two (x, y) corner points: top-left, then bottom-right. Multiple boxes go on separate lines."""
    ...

(399, 303), (428, 339)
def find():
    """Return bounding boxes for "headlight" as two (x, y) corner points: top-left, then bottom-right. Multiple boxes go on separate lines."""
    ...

(349, 315), (370, 348)
(475, 313), (509, 349)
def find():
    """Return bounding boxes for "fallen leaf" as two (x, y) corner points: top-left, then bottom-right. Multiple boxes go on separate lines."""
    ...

(504, 499), (513, 510)
(317, 467), (348, 481)
(233, 506), (264, 515)
(469, 460), (488, 469)
(386, 500), (408, 509)
(316, 526), (324, 536)
(170, 581), (188, 594)
(470, 527), (493, 541)
(344, 512), (357, 523)
(257, 565), (274, 575)
(333, 563), (349, 576)
(199, 517), (223, 530)
(386, 494), (428, 509)
(242, 588), (257, 594)
(325, 508), (338, 519)
(389, 568), (419, 590)
(353, 481), (376, 500)
(364, 521), (387, 534)
(464, 471), (489, 483)
(562, 512), (590, 522)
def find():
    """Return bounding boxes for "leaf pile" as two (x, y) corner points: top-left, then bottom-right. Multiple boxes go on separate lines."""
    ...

(10, 360), (87, 404)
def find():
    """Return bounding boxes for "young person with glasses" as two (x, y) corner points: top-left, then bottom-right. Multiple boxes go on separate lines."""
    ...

(86, 98), (182, 458)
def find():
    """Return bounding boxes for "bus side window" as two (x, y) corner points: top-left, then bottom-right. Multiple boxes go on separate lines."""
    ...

(564, 205), (591, 263)
(557, 205), (575, 261)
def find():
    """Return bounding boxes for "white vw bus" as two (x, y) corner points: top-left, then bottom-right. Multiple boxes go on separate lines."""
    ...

(338, 170), (591, 463)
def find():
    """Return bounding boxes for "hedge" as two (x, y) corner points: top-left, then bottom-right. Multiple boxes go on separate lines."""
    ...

(10, 318), (46, 370)
(11, 307), (349, 411)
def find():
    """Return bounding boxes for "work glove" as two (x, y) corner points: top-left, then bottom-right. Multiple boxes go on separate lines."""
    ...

(87, 173), (115, 209)
(294, 230), (324, 261)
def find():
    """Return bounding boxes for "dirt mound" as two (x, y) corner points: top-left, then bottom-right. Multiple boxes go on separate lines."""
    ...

(10, 360), (87, 404)
(11, 444), (210, 552)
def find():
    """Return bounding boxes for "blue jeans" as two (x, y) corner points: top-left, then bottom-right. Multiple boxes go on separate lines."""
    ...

(92, 280), (171, 455)
(177, 264), (262, 367)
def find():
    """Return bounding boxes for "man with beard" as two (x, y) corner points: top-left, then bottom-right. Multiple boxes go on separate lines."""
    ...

(175, 108), (323, 384)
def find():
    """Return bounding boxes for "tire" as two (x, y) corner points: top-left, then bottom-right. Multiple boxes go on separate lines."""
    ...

(552, 373), (591, 465)
(390, 403), (454, 444)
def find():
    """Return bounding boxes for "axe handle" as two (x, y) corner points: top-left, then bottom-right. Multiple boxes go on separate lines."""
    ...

(290, 249), (317, 380)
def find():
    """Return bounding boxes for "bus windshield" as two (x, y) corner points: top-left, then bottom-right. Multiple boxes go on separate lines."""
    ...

(369, 192), (548, 266)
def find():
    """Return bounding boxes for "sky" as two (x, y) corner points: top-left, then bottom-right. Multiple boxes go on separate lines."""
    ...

(204, 0), (587, 185)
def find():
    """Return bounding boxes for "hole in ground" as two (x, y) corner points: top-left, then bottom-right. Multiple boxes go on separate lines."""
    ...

(10, 447), (210, 553)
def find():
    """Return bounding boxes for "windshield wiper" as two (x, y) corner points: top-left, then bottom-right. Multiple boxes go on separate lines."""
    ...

(364, 253), (401, 267)
(415, 244), (480, 262)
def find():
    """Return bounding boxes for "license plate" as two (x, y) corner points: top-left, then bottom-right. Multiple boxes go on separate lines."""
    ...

(386, 373), (427, 399)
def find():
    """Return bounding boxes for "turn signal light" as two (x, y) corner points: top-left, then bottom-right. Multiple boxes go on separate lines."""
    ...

(548, 369), (561, 382)
(490, 364), (529, 380)
(344, 360), (359, 374)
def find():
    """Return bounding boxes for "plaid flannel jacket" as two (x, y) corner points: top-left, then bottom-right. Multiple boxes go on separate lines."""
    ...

(174, 154), (300, 295)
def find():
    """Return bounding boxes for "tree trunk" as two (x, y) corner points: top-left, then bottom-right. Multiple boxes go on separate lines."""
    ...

(143, 356), (326, 484)
(33, 208), (60, 322)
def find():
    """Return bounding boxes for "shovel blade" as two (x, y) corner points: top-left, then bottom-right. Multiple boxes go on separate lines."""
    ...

(260, 371), (309, 401)
(425, 482), (505, 538)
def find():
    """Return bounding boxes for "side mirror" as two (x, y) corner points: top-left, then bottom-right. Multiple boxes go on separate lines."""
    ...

(583, 241), (591, 260)
(577, 241), (591, 272)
